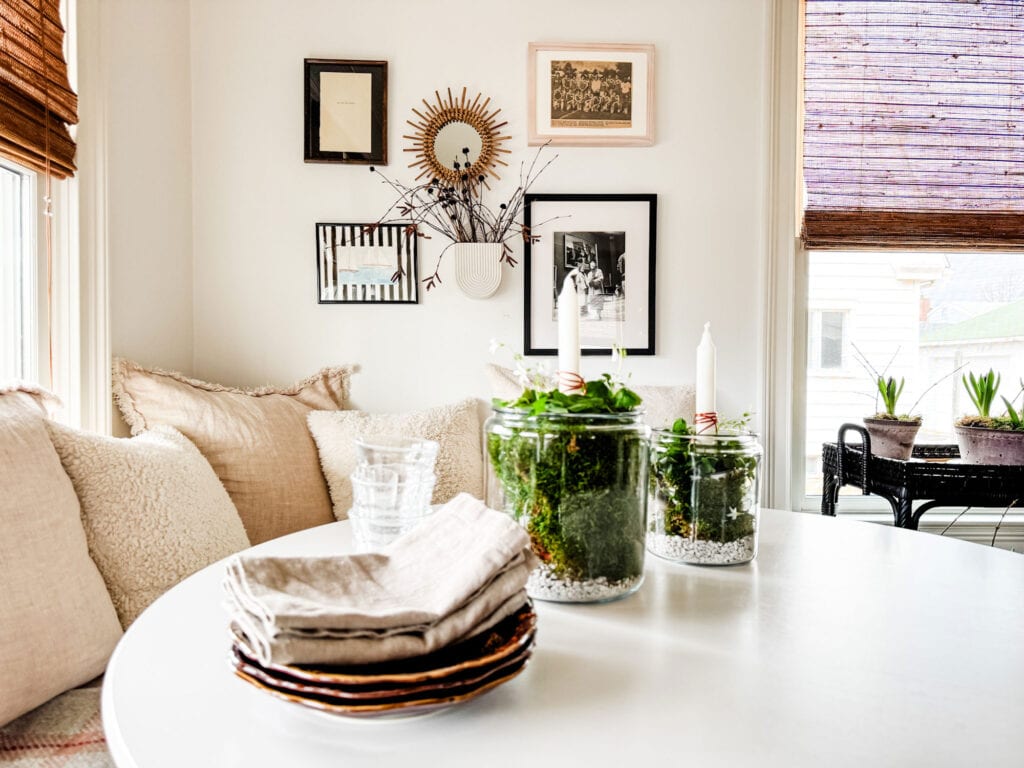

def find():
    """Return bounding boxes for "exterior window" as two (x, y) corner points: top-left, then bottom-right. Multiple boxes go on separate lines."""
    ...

(809, 310), (845, 370)
(804, 252), (1024, 497)
(0, 161), (36, 382)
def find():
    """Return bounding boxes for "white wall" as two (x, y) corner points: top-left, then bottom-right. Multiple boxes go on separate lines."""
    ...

(185, 0), (770, 416)
(102, 0), (194, 378)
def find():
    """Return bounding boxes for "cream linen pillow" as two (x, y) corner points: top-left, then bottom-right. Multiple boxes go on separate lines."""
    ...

(0, 413), (123, 727)
(112, 359), (355, 544)
(46, 423), (251, 627)
(0, 382), (61, 418)
(484, 363), (695, 430)
(308, 399), (484, 520)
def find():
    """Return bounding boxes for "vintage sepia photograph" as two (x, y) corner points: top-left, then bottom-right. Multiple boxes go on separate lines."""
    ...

(549, 61), (633, 129)
(528, 42), (654, 146)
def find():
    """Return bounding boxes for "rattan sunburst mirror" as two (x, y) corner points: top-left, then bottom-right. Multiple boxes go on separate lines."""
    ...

(404, 88), (511, 185)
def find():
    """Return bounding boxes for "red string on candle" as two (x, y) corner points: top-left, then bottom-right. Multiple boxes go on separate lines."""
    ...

(558, 371), (585, 394)
(695, 411), (719, 434)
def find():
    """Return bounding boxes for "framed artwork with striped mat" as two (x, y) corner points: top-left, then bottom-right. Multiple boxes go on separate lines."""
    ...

(316, 222), (419, 305)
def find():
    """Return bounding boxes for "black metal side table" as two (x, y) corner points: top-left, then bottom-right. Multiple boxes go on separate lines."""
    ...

(821, 423), (1024, 529)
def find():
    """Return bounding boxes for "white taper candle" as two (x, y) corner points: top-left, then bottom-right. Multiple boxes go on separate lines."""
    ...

(695, 322), (716, 416)
(557, 277), (581, 393)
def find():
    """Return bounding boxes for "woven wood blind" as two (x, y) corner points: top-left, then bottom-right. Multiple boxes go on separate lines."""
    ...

(0, 0), (77, 178)
(802, 0), (1024, 250)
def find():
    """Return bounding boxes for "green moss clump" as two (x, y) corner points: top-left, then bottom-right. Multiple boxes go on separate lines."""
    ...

(487, 418), (647, 582)
(650, 420), (759, 543)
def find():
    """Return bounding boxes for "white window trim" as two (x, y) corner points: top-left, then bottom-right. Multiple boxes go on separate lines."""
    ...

(63, 0), (110, 433)
(761, 0), (804, 511)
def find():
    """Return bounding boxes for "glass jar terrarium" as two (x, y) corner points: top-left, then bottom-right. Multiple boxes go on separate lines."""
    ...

(647, 430), (762, 566)
(485, 408), (650, 603)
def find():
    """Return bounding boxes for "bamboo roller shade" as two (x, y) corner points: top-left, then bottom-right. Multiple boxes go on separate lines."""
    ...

(0, 0), (77, 177)
(802, 0), (1024, 250)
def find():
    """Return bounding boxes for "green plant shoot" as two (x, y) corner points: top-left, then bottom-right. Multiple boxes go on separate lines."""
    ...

(876, 376), (905, 417)
(963, 369), (1001, 418)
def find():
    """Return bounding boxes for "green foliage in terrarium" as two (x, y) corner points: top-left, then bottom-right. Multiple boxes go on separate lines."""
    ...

(487, 376), (646, 582)
(650, 418), (759, 543)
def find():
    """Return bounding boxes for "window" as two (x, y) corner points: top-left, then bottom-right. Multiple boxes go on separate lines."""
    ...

(0, 160), (37, 382)
(808, 310), (846, 370)
(793, 0), (1024, 515)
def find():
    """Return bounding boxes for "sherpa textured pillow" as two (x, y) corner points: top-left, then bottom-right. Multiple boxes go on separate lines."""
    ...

(46, 422), (251, 627)
(484, 363), (695, 430)
(0, 414), (122, 727)
(112, 359), (355, 544)
(308, 398), (484, 520)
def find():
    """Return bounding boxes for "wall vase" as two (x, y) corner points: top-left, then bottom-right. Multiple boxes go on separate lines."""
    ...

(452, 242), (503, 299)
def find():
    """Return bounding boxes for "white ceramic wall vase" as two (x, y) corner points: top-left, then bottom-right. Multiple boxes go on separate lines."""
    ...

(453, 242), (503, 299)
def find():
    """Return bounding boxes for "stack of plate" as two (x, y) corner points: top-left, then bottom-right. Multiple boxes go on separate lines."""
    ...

(230, 602), (537, 718)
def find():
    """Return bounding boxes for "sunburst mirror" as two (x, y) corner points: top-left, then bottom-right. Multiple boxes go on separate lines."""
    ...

(404, 88), (511, 185)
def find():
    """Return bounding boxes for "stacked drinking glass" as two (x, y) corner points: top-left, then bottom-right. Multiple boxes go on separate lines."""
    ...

(349, 435), (439, 551)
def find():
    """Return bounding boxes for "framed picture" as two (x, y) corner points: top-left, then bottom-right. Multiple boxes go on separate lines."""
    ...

(524, 194), (656, 355)
(316, 223), (418, 304)
(304, 59), (387, 164)
(527, 42), (654, 147)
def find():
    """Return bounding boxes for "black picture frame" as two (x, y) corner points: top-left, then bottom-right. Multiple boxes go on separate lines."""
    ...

(524, 193), (656, 355)
(316, 223), (418, 304)
(304, 59), (387, 164)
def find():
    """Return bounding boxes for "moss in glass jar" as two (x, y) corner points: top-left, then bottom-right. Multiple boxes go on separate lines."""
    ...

(486, 377), (647, 583)
(651, 419), (759, 542)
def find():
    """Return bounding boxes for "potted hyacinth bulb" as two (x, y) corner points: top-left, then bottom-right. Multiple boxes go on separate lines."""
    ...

(854, 346), (962, 461)
(863, 376), (922, 461)
(954, 370), (1024, 465)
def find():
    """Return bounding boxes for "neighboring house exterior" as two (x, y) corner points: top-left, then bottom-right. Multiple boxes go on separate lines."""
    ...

(919, 300), (1024, 434)
(805, 253), (946, 488)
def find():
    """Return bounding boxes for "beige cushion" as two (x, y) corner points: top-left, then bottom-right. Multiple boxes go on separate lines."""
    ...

(112, 359), (355, 544)
(484, 363), (695, 430)
(308, 398), (483, 519)
(46, 423), (251, 628)
(0, 382), (61, 418)
(0, 414), (123, 727)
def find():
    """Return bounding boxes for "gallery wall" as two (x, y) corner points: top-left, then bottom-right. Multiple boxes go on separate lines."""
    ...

(105, 0), (771, 417)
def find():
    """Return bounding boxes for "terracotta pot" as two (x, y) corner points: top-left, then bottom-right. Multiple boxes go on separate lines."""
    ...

(863, 417), (921, 460)
(954, 425), (1024, 465)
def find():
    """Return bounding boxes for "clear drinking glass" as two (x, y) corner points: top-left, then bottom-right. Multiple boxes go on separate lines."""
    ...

(354, 435), (440, 471)
(349, 464), (437, 551)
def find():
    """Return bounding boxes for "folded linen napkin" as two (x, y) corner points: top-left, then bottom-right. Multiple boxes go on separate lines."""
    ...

(224, 493), (537, 666)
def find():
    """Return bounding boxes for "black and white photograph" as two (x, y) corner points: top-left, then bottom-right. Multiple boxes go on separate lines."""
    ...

(524, 194), (656, 355)
(528, 42), (654, 146)
(552, 231), (627, 332)
(316, 222), (418, 304)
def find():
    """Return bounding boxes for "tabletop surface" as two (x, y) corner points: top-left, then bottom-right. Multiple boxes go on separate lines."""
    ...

(102, 509), (1024, 768)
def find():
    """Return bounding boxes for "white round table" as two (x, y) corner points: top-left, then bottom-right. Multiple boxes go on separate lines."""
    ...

(102, 509), (1024, 768)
